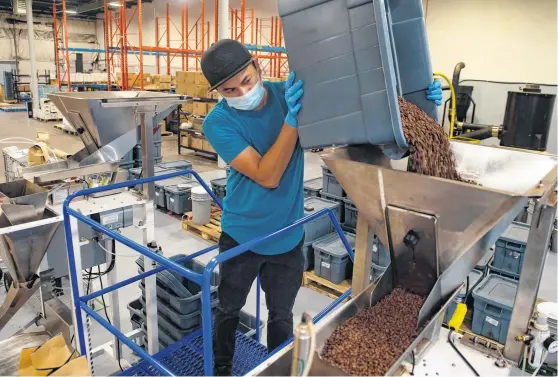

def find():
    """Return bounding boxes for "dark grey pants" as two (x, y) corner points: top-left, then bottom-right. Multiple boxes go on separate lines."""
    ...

(213, 231), (304, 373)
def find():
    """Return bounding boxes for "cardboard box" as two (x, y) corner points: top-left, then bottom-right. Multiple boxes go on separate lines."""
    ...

(182, 135), (190, 147)
(176, 71), (197, 85)
(202, 139), (215, 153)
(191, 118), (204, 131)
(193, 102), (208, 116)
(190, 135), (204, 150)
(194, 85), (209, 98)
(155, 74), (172, 83)
(195, 73), (209, 86)
(182, 102), (194, 114)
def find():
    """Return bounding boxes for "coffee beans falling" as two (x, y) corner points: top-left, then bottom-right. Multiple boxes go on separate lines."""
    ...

(321, 289), (424, 376)
(398, 97), (465, 181)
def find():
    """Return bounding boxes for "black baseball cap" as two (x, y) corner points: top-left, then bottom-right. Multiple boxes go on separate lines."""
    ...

(201, 39), (254, 91)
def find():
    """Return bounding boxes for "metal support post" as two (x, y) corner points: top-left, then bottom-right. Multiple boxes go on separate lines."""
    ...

(352, 216), (375, 296)
(104, 239), (122, 361)
(504, 191), (557, 361)
(218, 0), (229, 40)
(25, 0), (38, 111)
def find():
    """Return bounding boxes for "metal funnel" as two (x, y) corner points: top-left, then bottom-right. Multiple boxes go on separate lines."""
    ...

(22, 91), (186, 183)
(0, 206), (60, 283)
(323, 141), (557, 323)
(0, 180), (48, 218)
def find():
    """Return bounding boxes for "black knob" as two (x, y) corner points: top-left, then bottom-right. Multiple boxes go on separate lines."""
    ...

(77, 127), (85, 134)
(403, 230), (420, 249)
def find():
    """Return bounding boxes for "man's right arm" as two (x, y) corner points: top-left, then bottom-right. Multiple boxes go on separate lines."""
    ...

(204, 73), (304, 189)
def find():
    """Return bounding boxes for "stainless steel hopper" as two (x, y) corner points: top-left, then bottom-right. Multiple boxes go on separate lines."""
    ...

(250, 142), (557, 375)
(0, 191), (60, 330)
(22, 91), (186, 183)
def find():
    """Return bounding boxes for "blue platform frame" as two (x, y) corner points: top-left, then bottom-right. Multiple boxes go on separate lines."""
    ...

(62, 169), (354, 376)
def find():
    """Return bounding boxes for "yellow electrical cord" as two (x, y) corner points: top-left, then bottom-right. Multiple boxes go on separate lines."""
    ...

(433, 72), (456, 139)
(448, 303), (468, 331)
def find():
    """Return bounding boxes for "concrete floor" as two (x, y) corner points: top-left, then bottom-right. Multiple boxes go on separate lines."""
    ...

(0, 111), (556, 375)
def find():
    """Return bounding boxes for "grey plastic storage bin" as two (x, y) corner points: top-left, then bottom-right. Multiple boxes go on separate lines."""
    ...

(343, 197), (358, 229)
(370, 263), (387, 282)
(319, 191), (345, 223)
(475, 248), (495, 276)
(278, 0), (436, 157)
(304, 177), (322, 198)
(302, 240), (314, 271)
(491, 222), (529, 279)
(472, 274), (518, 344)
(313, 232), (356, 284)
(165, 182), (200, 215)
(303, 197), (341, 243)
(444, 269), (483, 324)
(157, 160), (193, 178)
(139, 296), (217, 332)
(372, 237), (390, 267)
(136, 255), (219, 314)
(321, 166), (344, 197)
(154, 177), (185, 209)
(211, 177), (227, 202)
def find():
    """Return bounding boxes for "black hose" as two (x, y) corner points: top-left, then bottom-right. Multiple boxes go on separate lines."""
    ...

(461, 127), (493, 140)
(448, 329), (480, 376)
(452, 62), (466, 89)
(410, 350), (415, 376)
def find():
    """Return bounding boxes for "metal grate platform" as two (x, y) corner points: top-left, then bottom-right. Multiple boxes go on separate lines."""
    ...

(121, 329), (268, 376)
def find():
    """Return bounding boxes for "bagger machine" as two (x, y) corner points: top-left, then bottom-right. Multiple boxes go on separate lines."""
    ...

(248, 0), (558, 374)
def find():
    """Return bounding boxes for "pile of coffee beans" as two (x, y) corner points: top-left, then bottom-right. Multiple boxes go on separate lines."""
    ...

(398, 97), (464, 181)
(321, 288), (424, 376)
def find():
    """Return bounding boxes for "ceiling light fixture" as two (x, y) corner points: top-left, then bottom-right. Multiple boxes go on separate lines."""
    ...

(65, 9), (77, 14)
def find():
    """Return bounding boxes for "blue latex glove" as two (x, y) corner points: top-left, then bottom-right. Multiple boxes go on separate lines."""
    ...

(426, 80), (443, 106)
(284, 72), (304, 128)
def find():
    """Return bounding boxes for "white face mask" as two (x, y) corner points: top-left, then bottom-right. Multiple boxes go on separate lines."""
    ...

(225, 81), (265, 111)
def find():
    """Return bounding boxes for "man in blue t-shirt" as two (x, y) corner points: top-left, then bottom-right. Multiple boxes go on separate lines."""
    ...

(200, 39), (305, 376)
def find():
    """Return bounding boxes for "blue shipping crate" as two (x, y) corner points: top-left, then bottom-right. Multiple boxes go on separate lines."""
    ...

(303, 196), (341, 243)
(313, 231), (356, 284)
(444, 269), (483, 324)
(492, 222), (529, 278)
(322, 166), (344, 197)
(471, 274), (518, 344)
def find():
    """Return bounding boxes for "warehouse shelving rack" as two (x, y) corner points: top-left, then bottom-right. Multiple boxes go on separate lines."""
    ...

(53, 0), (288, 93)
(63, 169), (354, 375)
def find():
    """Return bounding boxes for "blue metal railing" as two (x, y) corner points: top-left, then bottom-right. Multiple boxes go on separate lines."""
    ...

(62, 169), (354, 376)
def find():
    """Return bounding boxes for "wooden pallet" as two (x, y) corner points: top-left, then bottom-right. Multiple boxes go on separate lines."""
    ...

(54, 123), (78, 135)
(302, 271), (351, 300)
(181, 207), (222, 243)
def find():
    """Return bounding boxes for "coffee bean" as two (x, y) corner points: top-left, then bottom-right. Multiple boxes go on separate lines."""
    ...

(398, 98), (474, 183)
(321, 289), (425, 376)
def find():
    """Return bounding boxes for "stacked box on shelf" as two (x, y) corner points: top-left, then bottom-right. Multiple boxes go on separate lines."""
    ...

(301, 197), (342, 270)
(489, 222), (529, 279)
(312, 231), (356, 284)
(444, 269), (484, 324)
(165, 179), (202, 215)
(210, 177), (227, 203)
(472, 274), (518, 344)
(303, 177), (322, 198)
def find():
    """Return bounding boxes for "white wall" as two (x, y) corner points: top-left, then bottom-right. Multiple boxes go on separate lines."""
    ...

(424, 0), (558, 153)
(0, 13), (99, 77)
(425, 0), (557, 83)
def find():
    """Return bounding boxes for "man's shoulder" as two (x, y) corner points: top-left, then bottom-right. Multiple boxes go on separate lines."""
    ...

(202, 101), (232, 131)
(264, 80), (285, 94)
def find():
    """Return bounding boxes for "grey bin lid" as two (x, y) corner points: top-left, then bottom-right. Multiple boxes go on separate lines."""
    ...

(472, 275), (519, 311)
(304, 197), (340, 215)
(155, 177), (186, 189)
(476, 248), (495, 269)
(312, 232), (356, 258)
(304, 177), (323, 190)
(500, 221), (530, 246)
(129, 166), (169, 176)
(460, 269), (483, 296)
(165, 178), (201, 194)
(157, 160), (193, 170)
(211, 177), (227, 187)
